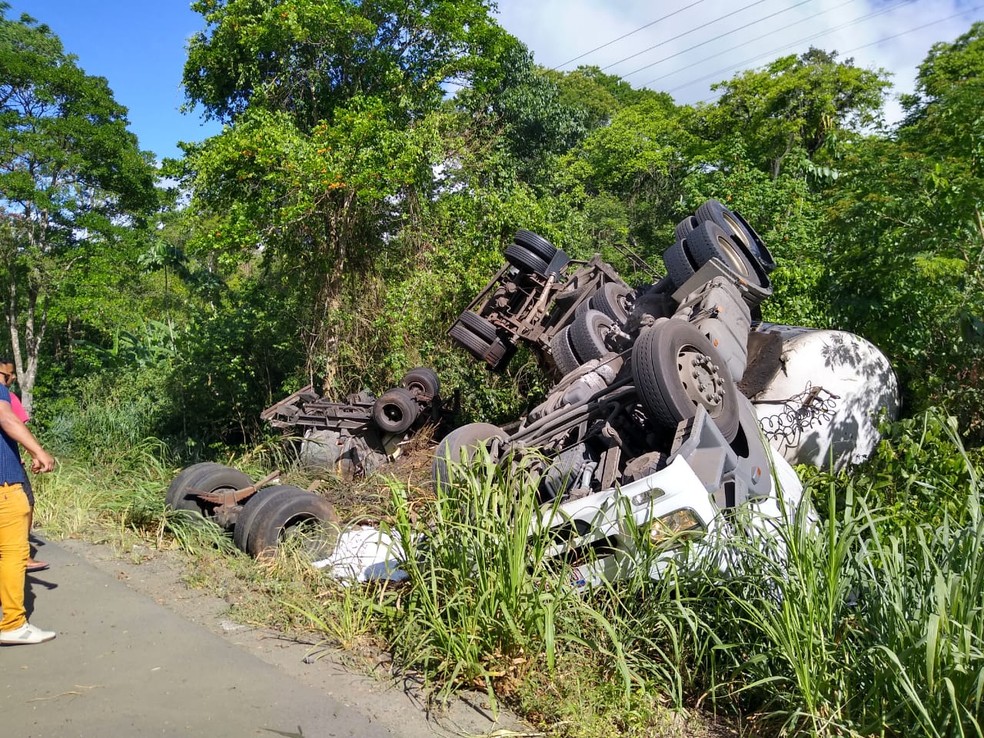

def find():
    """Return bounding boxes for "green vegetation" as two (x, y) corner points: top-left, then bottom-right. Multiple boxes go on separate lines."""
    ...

(3, 2), (984, 735)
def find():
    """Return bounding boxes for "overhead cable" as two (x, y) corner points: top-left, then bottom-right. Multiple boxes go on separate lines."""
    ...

(640, 0), (860, 87)
(620, 0), (813, 78)
(688, 4), (984, 104)
(554, 0), (708, 69)
(600, 0), (773, 71)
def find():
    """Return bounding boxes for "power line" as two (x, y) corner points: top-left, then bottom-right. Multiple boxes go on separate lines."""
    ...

(554, 0), (709, 70)
(600, 0), (773, 71)
(842, 6), (983, 56)
(620, 0), (813, 79)
(641, 0), (860, 87)
(666, 0), (918, 95)
(687, 4), (984, 104)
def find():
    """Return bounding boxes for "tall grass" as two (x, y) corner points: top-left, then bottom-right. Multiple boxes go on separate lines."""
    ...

(33, 398), (984, 737)
(631, 416), (984, 737)
(375, 447), (579, 704)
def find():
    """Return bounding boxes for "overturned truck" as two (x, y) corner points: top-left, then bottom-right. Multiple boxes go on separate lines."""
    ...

(167, 200), (899, 569)
(432, 200), (899, 585)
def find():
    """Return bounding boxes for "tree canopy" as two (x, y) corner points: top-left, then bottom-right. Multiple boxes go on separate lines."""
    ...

(0, 4), (156, 409)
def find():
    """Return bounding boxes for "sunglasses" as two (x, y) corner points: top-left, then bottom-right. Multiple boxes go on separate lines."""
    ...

(0, 371), (13, 382)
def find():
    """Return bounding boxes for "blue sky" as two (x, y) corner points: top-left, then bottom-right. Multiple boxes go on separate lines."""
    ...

(7, 1), (220, 161)
(7, 1), (983, 163)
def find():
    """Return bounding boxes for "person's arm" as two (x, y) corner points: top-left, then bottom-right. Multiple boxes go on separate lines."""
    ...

(0, 400), (54, 473)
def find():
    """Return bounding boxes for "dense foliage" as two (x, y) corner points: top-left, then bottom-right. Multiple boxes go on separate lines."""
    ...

(3, 3), (980, 451)
(7, 4), (984, 735)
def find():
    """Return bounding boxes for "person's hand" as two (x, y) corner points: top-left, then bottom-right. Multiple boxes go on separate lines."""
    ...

(30, 449), (55, 474)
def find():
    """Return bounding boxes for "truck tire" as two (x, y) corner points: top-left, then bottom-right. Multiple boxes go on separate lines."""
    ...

(674, 215), (699, 242)
(372, 387), (420, 434)
(505, 243), (549, 275)
(663, 240), (696, 290)
(730, 209), (777, 273)
(450, 321), (493, 359)
(400, 367), (440, 399)
(432, 422), (508, 493)
(456, 311), (497, 342)
(696, 199), (777, 273)
(450, 311), (496, 360)
(570, 308), (615, 362)
(233, 485), (299, 553)
(632, 320), (739, 441)
(591, 282), (632, 325)
(246, 490), (339, 559)
(165, 462), (225, 510)
(514, 229), (557, 263)
(684, 221), (756, 280)
(167, 464), (252, 525)
(550, 325), (581, 377)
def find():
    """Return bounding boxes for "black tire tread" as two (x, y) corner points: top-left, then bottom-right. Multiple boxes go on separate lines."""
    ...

(514, 229), (557, 263)
(246, 491), (338, 559)
(591, 282), (632, 325)
(632, 321), (740, 441)
(663, 240), (696, 290)
(400, 367), (440, 399)
(570, 308), (614, 362)
(233, 485), (299, 552)
(372, 387), (420, 434)
(549, 325), (580, 376)
(505, 243), (549, 275)
(168, 465), (252, 522)
(685, 221), (756, 279)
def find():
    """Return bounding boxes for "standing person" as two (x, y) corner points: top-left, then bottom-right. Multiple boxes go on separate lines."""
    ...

(0, 360), (46, 572)
(0, 372), (56, 644)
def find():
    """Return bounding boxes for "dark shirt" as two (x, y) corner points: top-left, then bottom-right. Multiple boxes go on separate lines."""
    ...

(0, 384), (27, 485)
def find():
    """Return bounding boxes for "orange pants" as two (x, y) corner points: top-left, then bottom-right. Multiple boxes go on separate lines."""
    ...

(0, 482), (30, 631)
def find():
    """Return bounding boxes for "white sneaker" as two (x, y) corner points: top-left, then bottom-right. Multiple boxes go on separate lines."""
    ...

(0, 622), (56, 645)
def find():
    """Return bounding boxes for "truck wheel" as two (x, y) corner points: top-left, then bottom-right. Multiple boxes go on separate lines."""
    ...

(450, 321), (493, 359)
(233, 485), (300, 553)
(432, 422), (508, 493)
(730, 209), (777, 273)
(246, 491), (339, 559)
(632, 320), (739, 441)
(696, 199), (777, 273)
(570, 308), (615, 362)
(674, 215), (699, 242)
(450, 311), (496, 360)
(685, 221), (756, 280)
(549, 325), (581, 377)
(505, 243), (549, 275)
(457, 311), (497, 342)
(400, 367), (440, 399)
(165, 462), (224, 510)
(167, 464), (252, 525)
(514, 229), (557, 263)
(372, 387), (420, 434)
(663, 240), (696, 290)
(591, 282), (632, 325)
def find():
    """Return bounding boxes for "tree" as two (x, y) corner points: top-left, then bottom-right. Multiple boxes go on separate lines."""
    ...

(699, 48), (889, 178)
(184, 0), (505, 130)
(825, 23), (984, 441)
(177, 0), (519, 386)
(0, 6), (157, 410)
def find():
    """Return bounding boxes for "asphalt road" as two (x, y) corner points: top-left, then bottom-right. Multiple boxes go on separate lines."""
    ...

(2, 538), (525, 738)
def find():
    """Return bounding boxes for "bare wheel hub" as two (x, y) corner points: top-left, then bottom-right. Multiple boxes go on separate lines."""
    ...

(679, 349), (726, 410)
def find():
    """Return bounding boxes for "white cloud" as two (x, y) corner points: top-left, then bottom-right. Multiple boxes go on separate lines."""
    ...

(494, 0), (983, 124)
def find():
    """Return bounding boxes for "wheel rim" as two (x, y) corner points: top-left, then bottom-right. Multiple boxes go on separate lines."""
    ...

(383, 404), (406, 425)
(677, 346), (727, 414)
(715, 234), (752, 277)
(722, 211), (751, 249)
